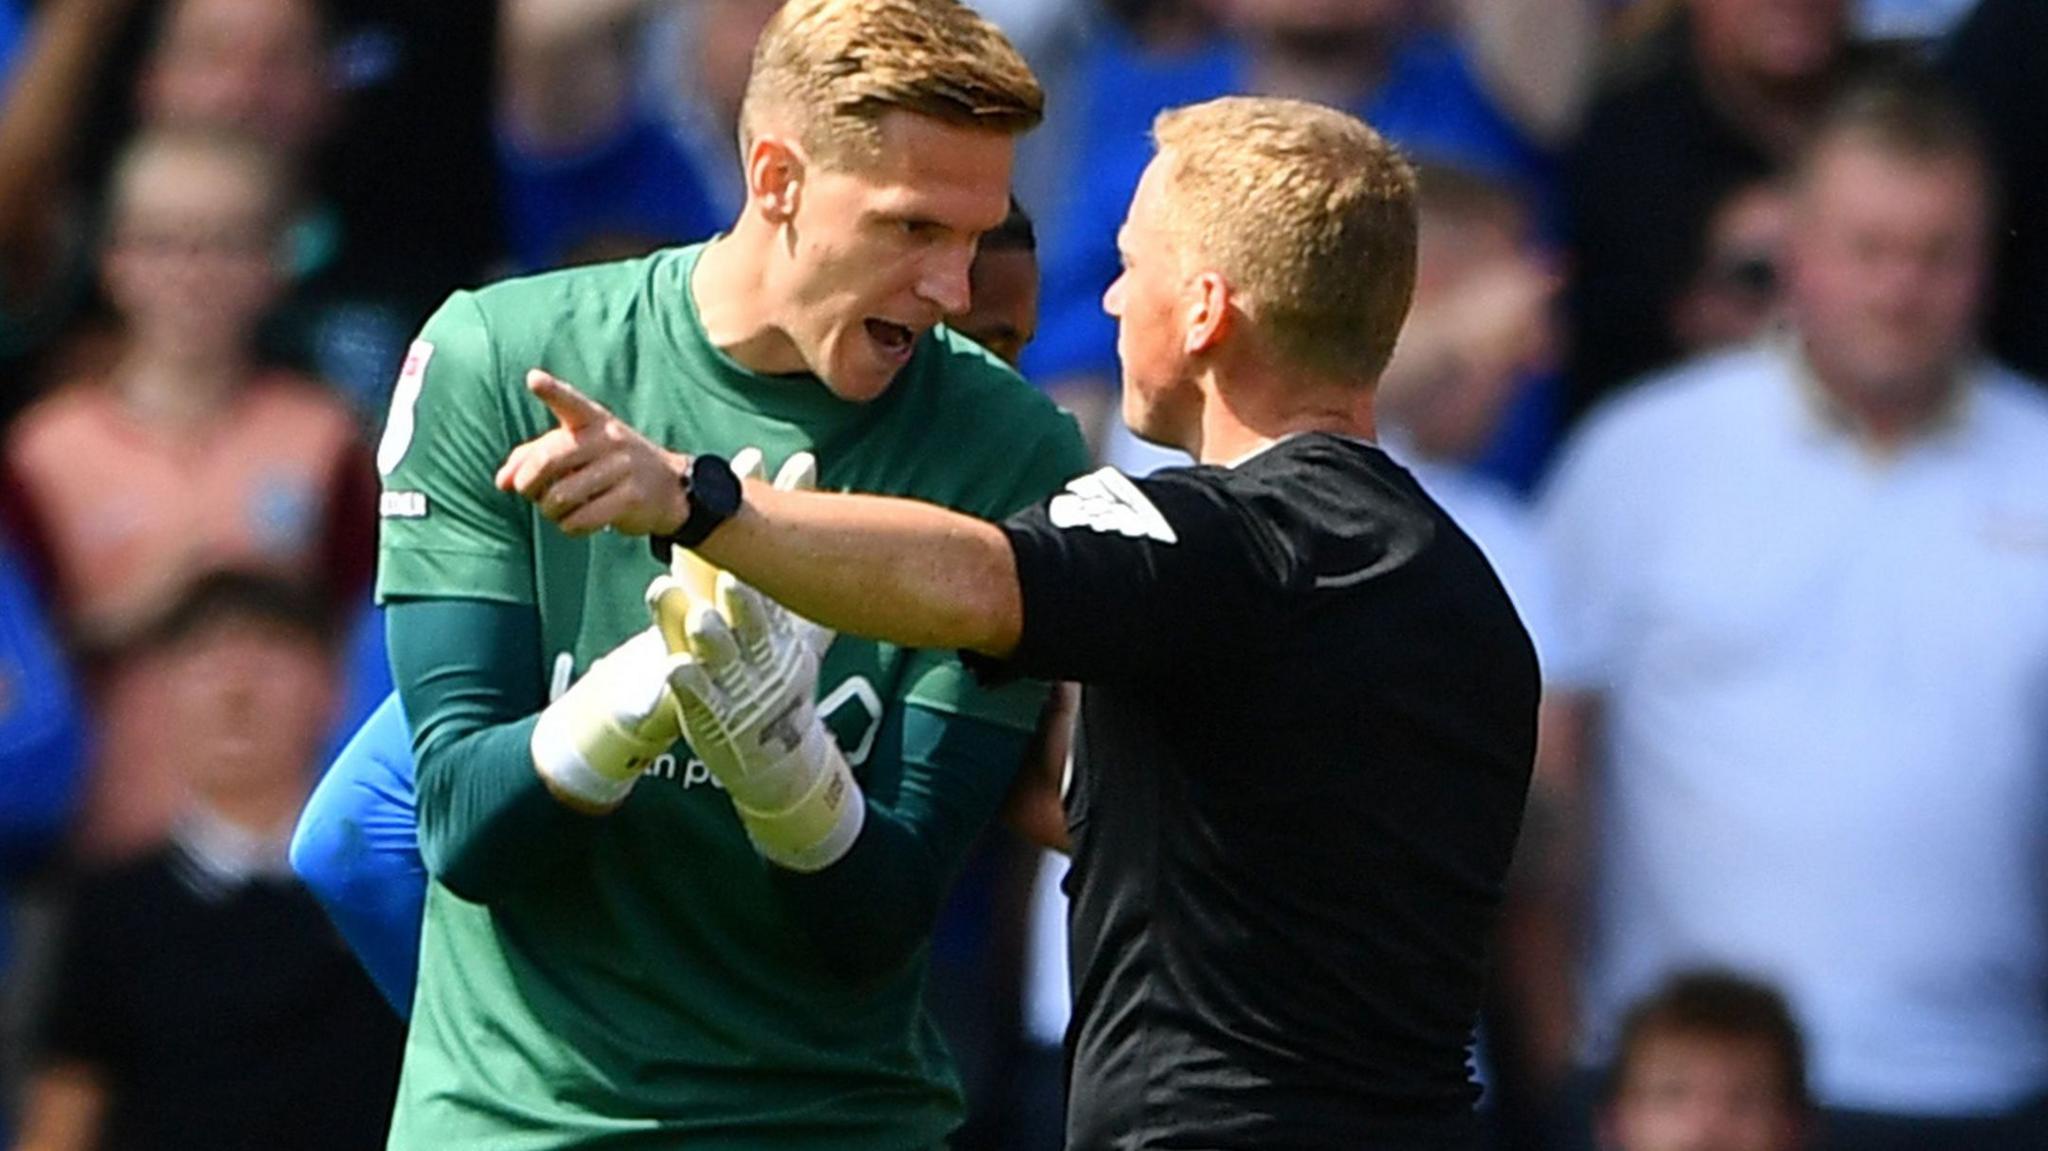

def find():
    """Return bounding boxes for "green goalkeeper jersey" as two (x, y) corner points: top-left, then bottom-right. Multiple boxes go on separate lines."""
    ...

(374, 244), (1087, 1149)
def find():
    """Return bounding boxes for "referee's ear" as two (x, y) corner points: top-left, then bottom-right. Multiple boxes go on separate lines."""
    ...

(1183, 272), (1232, 356)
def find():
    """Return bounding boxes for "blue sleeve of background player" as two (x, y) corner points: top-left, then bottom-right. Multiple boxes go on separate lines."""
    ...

(291, 692), (428, 1016)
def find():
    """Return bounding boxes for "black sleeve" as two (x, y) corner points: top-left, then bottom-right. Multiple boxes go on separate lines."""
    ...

(987, 466), (1293, 684)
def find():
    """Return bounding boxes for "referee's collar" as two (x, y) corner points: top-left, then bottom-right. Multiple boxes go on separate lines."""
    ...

(1218, 430), (1377, 470)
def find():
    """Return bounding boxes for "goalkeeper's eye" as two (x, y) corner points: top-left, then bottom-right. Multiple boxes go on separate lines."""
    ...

(897, 217), (944, 242)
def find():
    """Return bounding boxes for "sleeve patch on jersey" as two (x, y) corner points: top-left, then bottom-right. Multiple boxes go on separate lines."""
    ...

(1047, 467), (1178, 544)
(376, 339), (434, 476)
(379, 490), (430, 519)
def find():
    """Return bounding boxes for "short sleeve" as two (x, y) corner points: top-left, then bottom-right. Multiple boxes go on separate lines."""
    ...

(374, 292), (536, 606)
(992, 466), (1289, 684)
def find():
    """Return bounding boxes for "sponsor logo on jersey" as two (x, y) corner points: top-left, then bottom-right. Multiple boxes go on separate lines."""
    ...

(652, 675), (884, 790)
(380, 490), (430, 519)
(644, 753), (726, 790)
(1048, 467), (1177, 544)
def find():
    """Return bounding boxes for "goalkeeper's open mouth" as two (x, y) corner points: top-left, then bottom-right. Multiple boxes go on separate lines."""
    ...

(864, 318), (918, 365)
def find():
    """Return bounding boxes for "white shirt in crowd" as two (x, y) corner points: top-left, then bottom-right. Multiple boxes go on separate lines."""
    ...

(1855, 0), (1981, 40)
(1542, 339), (2048, 1115)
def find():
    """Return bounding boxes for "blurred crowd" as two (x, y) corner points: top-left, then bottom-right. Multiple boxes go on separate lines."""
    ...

(1, 1), (2045, 1150)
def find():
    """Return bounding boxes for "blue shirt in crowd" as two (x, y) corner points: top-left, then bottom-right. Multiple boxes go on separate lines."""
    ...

(499, 111), (727, 272)
(0, 538), (86, 972)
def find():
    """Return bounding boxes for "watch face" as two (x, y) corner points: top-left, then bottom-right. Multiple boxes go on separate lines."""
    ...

(694, 455), (742, 516)
(674, 454), (742, 548)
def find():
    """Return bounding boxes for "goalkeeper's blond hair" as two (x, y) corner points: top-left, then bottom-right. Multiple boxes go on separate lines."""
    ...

(740, 0), (1044, 169)
(1152, 97), (1418, 384)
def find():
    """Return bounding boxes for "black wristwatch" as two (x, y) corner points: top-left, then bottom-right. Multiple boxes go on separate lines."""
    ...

(648, 453), (743, 560)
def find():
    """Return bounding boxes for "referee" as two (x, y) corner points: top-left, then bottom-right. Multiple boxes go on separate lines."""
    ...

(539, 95), (1538, 1150)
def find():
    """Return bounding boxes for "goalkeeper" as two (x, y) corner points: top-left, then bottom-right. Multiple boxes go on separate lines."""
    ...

(349, 2), (1083, 1147)
(290, 199), (1052, 1015)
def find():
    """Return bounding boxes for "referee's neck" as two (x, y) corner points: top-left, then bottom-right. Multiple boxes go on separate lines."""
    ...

(1193, 374), (1376, 465)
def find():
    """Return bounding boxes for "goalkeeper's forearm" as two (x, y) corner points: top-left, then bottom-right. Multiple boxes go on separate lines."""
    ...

(387, 597), (603, 903)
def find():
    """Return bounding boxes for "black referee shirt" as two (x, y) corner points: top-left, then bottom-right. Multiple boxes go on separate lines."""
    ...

(991, 433), (1538, 1150)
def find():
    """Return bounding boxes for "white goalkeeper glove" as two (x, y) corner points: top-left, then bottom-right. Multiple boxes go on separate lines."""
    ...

(530, 626), (685, 814)
(645, 451), (865, 872)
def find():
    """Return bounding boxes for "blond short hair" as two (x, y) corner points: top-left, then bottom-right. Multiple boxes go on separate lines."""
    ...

(1153, 96), (1418, 382)
(741, 0), (1044, 168)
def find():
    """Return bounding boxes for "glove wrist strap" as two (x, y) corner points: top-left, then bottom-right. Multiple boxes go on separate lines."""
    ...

(733, 739), (866, 873)
(532, 713), (665, 811)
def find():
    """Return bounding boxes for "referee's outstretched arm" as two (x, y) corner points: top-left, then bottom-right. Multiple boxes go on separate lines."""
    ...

(691, 479), (1027, 659)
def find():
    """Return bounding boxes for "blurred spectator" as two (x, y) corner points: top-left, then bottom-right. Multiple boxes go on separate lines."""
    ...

(1942, 0), (2048, 382)
(1670, 178), (1791, 356)
(0, 529), (85, 1138)
(1378, 161), (1561, 663)
(0, 531), (83, 959)
(1354, 161), (1563, 1140)
(497, 0), (779, 271)
(1563, 0), (1888, 420)
(1855, 0), (1976, 41)
(1533, 78), (2048, 1148)
(0, 0), (499, 422)
(1, 127), (376, 861)
(1028, 0), (1594, 457)
(0, 0), (27, 80)
(12, 571), (402, 1151)
(1600, 971), (1810, 1151)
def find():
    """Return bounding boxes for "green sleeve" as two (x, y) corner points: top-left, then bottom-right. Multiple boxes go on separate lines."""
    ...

(773, 703), (1028, 985)
(375, 291), (536, 605)
(387, 597), (599, 903)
